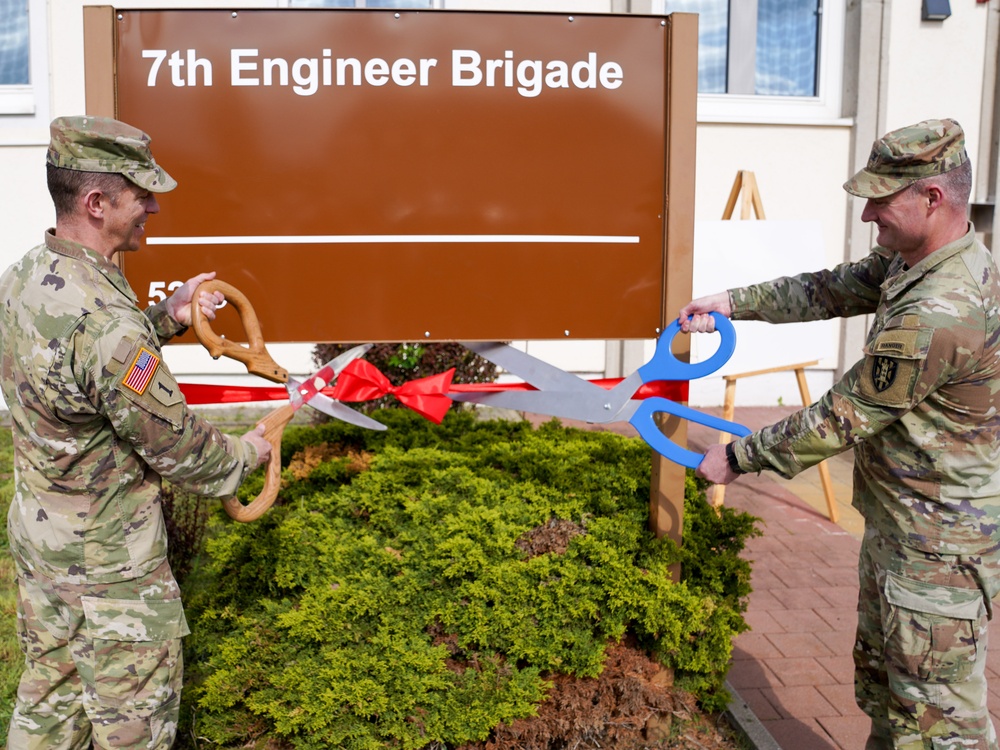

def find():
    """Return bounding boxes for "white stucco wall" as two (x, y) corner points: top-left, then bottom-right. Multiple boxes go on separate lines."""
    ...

(884, 2), (991, 167)
(0, 147), (54, 259)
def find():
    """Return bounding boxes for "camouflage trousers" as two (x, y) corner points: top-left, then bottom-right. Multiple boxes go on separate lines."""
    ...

(6, 558), (189, 750)
(855, 526), (1000, 750)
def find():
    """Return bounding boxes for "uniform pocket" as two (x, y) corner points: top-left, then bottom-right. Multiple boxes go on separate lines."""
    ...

(882, 571), (984, 684)
(81, 596), (190, 706)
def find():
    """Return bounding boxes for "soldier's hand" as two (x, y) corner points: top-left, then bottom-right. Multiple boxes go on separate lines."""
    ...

(695, 443), (741, 485)
(678, 292), (732, 333)
(165, 271), (225, 327)
(241, 424), (272, 470)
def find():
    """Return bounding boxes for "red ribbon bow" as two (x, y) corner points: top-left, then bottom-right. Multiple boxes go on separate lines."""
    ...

(331, 359), (456, 424)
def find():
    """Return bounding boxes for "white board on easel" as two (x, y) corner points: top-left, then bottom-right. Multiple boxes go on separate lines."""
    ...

(687, 219), (837, 404)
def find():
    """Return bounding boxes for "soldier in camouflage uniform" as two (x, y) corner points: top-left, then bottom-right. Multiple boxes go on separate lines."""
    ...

(680, 119), (1000, 749)
(2, 116), (272, 749)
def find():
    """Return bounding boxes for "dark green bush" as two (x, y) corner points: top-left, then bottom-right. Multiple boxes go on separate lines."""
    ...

(161, 486), (210, 585)
(179, 412), (759, 748)
(0, 428), (16, 747)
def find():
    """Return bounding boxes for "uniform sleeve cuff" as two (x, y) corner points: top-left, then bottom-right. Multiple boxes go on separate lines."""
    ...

(727, 288), (753, 317)
(725, 441), (747, 475)
(146, 301), (189, 341)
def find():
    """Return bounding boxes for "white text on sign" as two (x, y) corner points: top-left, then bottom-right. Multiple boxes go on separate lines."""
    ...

(141, 49), (625, 98)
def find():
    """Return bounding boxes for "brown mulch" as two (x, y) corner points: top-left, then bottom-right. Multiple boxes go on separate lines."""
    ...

(515, 517), (585, 558)
(452, 639), (744, 750)
(286, 442), (373, 481)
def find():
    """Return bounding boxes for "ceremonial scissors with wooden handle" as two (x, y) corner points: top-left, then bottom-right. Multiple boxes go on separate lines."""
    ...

(450, 313), (751, 469)
(191, 279), (385, 522)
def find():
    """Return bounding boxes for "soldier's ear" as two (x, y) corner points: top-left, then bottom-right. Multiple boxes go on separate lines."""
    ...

(924, 184), (945, 211)
(81, 189), (107, 220)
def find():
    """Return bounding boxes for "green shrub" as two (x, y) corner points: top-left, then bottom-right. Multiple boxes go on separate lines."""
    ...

(179, 412), (759, 748)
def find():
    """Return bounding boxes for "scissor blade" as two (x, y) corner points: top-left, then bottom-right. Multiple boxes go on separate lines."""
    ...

(463, 342), (595, 393)
(316, 344), (375, 380)
(288, 343), (373, 411)
(450, 365), (643, 423)
(450, 389), (624, 423)
(287, 379), (386, 431)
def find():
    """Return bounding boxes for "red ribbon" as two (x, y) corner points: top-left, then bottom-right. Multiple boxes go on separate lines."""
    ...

(180, 384), (292, 405)
(446, 379), (689, 401)
(178, 377), (689, 410)
(330, 359), (456, 425)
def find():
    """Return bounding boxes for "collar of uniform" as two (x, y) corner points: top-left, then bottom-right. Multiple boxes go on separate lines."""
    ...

(44, 229), (139, 305)
(880, 224), (977, 302)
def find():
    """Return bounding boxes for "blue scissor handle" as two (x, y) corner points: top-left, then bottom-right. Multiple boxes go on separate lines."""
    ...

(638, 312), (736, 383)
(629, 397), (752, 469)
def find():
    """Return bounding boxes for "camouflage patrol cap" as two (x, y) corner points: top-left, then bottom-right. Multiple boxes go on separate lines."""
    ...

(844, 118), (967, 198)
(46, 116), (177, 193)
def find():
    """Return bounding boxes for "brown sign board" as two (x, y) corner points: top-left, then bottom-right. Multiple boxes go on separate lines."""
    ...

(85, 8), (696, 345)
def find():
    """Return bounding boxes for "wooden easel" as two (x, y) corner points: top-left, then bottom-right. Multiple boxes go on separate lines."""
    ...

(722, 170), (767, 220)
(713, 172), (839, 523)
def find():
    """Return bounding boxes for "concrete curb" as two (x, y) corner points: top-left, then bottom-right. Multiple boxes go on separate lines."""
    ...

(723, 681), (783, 750)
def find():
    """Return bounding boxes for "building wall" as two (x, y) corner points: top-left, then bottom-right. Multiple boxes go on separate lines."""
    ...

(884, 1), (991, 170)
(0, 146), (53, 258)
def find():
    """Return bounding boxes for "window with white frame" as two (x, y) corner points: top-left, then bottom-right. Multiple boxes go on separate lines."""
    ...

(0, 2), (29, 85)
(0, 0), (31, 113)
(0, 0), (47, 119)
(662, 0), (846, 124)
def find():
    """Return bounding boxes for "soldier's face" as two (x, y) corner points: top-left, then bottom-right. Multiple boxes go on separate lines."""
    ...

(861, 186), (927, 254)
(105, 183), (160, 253)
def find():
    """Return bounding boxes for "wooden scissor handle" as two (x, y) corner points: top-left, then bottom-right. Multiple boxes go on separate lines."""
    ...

(191, 279), (289, 384)
(190, 279), (290, 522)
(221, 404), (296, 523)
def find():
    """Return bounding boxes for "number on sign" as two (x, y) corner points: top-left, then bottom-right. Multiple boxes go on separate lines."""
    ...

(147, 280), (186, 306)
(147, 281), (229, 310)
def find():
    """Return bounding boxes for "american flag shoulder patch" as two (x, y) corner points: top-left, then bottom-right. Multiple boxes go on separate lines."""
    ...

(122, 346), (160, 395)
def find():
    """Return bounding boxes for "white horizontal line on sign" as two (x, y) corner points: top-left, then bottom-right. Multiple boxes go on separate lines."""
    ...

(146, 234), (641, 245)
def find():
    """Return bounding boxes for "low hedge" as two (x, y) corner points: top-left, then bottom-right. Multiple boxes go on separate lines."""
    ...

(176, 410), (759, 749)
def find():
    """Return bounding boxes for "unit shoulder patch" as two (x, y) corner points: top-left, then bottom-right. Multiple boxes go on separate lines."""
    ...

(871, 356), (898, 392)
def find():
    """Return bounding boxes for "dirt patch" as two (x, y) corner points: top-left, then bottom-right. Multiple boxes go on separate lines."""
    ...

(454, 639), (743, 750)
(515, 517), (585, 558)
(286, 442), (373, 481)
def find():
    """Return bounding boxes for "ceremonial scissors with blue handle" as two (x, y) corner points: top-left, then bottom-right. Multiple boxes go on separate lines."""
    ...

(450, 313), (751, 469)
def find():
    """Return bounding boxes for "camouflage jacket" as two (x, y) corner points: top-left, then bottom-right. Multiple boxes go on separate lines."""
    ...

(728, 226), (1000, 555)
(1, 231), (259, 584)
